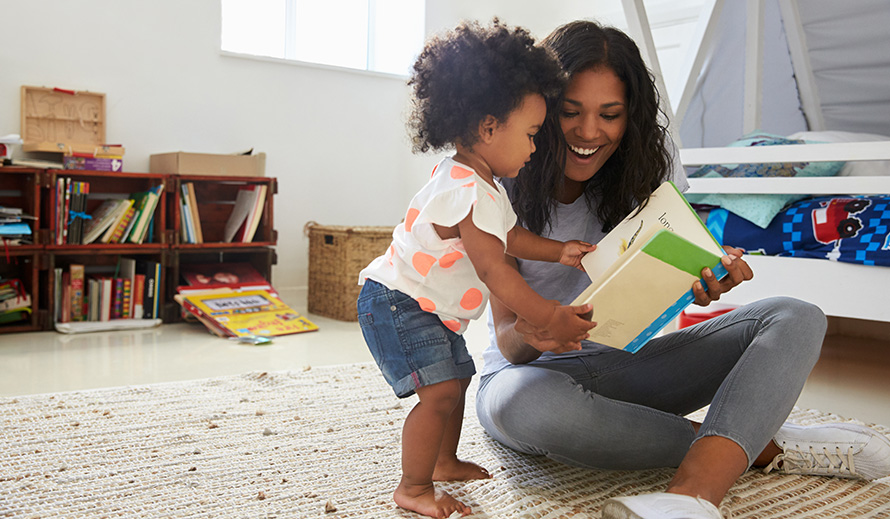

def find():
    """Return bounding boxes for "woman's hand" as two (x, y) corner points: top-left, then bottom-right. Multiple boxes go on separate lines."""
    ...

(692, 245), (754, 306)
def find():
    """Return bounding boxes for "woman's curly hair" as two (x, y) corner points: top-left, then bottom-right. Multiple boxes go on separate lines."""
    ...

(507, 20), (673, 235)
(407, 19), (565, 154)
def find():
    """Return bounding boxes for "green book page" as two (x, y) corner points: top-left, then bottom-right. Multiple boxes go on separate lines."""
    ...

(640, 229), (722, 278)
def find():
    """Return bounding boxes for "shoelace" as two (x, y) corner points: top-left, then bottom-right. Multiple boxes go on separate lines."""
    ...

(763, 445), (856, 476)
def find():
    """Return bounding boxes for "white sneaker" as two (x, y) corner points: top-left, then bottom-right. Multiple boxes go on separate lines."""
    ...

(602, 492), (726, 519)
(765, 422), (890, 480)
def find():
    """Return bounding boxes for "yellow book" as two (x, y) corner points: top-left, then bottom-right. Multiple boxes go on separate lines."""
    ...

(572, 181), (728, 352)
(182, 289), (318, 338)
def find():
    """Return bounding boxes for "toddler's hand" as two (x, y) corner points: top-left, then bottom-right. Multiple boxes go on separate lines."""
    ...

(559, 241), (596, 270)
(544, 305), (596, 344)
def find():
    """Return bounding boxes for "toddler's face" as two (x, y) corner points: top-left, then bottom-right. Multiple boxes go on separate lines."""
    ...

(486, 93), (547, 179)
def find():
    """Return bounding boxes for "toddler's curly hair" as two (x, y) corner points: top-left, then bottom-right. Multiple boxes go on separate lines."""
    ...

(407, 19), (565, 154)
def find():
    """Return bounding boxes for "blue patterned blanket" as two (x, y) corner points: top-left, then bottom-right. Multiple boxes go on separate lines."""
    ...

(706, 195), (890, 267)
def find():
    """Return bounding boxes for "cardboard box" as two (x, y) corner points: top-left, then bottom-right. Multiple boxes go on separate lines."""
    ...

(149, 152), (266, 177)
(63, 156), (123, 172)
(21, 86), (125, 156)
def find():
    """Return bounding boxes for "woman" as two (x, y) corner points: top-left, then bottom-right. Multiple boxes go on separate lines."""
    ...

(475, 20), (890, 519)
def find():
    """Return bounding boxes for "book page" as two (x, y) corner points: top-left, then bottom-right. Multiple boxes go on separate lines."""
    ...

(581, 181), (724, 283)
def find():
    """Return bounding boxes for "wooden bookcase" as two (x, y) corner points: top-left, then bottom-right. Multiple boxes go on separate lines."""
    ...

(0, 166), (277, 334)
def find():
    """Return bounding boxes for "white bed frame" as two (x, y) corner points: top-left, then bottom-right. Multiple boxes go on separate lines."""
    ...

(681, 141), (890, 323)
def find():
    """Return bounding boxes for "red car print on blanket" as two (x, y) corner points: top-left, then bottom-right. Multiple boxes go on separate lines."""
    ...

(811, 198), (871, 245)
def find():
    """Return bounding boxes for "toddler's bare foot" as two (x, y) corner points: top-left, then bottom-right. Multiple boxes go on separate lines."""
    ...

(433, 458), (491, 481)
(394, 481), (470, 518)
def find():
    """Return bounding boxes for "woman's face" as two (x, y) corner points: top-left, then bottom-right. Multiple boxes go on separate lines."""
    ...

(558, 66), (627, 187)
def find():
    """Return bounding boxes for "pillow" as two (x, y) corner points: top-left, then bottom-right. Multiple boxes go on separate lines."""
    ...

(787, 130), (890, 177)
(685, 131), (846, 228)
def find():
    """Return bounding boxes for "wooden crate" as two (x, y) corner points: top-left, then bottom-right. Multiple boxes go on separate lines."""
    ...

(306, 223), (393, 321)
(21, 86), (125, 156)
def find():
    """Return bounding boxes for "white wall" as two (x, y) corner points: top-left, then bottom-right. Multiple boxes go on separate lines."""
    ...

(0, 0), (701, 302)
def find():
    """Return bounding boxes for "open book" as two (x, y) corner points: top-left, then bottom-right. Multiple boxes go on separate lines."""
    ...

(572, 181), (728, 353)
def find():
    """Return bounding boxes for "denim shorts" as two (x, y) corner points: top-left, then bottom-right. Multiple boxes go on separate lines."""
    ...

(357, 279), (476, 398)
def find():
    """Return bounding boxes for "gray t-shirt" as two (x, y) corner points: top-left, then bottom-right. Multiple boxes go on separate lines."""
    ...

(480, 152), (689, 377)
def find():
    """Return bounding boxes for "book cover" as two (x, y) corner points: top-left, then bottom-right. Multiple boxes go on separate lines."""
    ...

(573, 181), (728, 353)
(83, 199), (125, 244)
(242, 185), (267, 242)
(185, 182), (203, 243)
(100, 199), (134, 243)
(88, 278), (99, 321)
(224, 187), (255, 243)
(107, 206), (136, 244)
(182, 289), (318, 338)
(128, 185), (162, 244)
(179, 262), (269, 288)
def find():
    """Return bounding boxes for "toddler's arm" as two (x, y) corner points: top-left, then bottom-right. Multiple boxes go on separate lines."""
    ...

(506, 225), (595, 269)
(459, 213), (594, 344)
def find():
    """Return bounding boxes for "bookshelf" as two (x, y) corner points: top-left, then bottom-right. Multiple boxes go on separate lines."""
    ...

(0, 166), (277, 334)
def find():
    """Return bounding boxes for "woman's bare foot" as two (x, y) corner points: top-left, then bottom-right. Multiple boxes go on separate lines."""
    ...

(433, 458), (491, 481)
(394, 481), (471, 518)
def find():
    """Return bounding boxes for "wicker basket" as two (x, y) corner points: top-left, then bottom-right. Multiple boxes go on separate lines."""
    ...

(305, 223), (394, 321)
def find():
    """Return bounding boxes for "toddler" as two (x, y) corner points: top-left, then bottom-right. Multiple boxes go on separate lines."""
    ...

(357, 20), (596, 518)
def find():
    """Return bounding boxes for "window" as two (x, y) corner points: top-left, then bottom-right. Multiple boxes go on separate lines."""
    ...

(221, 0), (426, 76)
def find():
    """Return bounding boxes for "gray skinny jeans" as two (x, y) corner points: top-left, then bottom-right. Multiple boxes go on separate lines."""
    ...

(475, 297), (826, 470)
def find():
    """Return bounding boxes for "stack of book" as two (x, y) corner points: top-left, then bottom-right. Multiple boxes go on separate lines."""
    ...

(0, 279), (31, 325)
(179, 182), (203, 244)
(71, 183), (164, 245)
(0, 206), (34, 245)
(54, 258), (162, 323)
(62, 146), (124, 172)
(174, 262), (317, 338)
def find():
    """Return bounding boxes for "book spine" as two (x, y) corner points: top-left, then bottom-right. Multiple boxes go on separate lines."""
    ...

(63, 178), (71, 244)
(109, 208), (135, 244)
(122, 279), (132, 319)
(134, 274), (145, 319)
(61, 271), (71, 323)
(113, 278), (124, 319)
(69, 264), (85, 322)
(100, 278), (112, 322)
(53, 267), (62, 322)
(622, 262), (730, 354)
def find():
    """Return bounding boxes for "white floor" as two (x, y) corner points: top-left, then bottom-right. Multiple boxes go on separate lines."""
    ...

(2, 304), (889, 429)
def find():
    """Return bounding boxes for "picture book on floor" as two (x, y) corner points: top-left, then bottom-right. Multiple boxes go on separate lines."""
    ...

(572, 181), (728, 353)
(178, 289), (318, 338)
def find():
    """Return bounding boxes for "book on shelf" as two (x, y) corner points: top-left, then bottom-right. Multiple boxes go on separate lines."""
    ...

(69, 264), (85, 321)
(0, 307), (31, 325)
(0, 279), (30, 313)
(136, 259), (161, 319)
(224, 187), (255, 243)
(181, 182), (203, 244)
(241, 185), (267, 242)
(127, 184), (163, 244)
(572, 181), (728, 353)
(178, 288), (318, 338)
(106, 205), (136, 244)
(99, 199), (134, 243)
(82, 199), (128, 244)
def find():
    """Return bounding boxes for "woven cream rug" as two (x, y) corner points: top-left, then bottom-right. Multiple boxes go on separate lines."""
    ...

(2, 363), (888, 518)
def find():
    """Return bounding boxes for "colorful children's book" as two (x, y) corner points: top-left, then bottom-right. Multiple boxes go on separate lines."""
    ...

(572, 181), (728, 353)
(180, 289), (318, 338)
